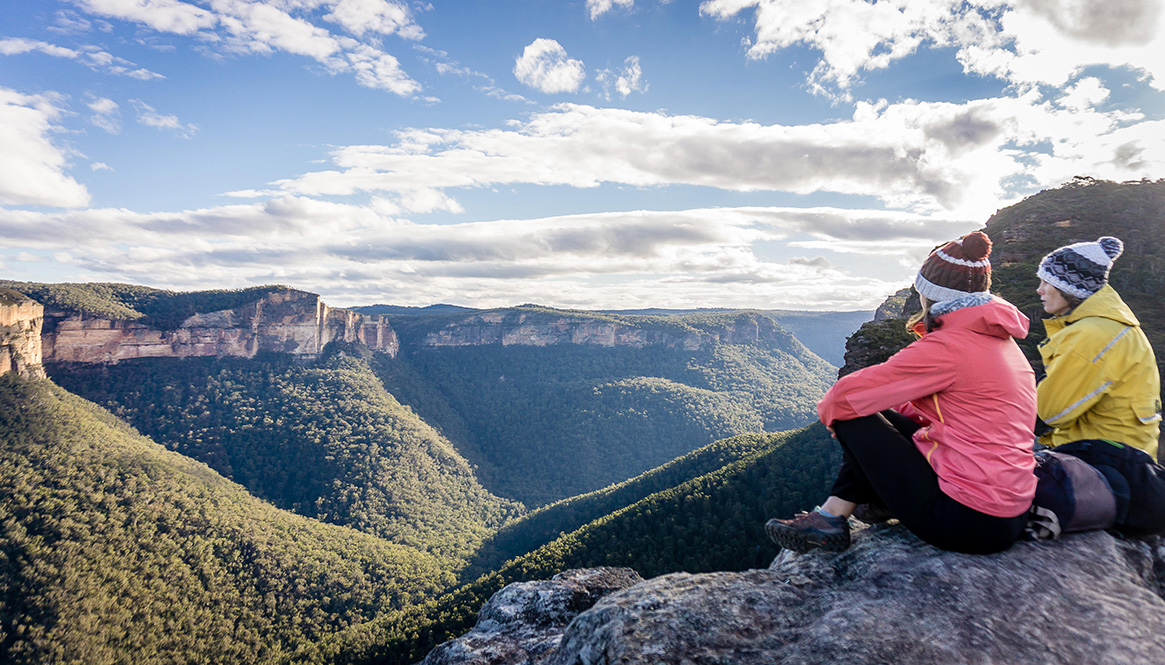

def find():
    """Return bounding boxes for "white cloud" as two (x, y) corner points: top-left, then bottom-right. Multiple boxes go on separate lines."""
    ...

(49, 10), (98, 34)
(514, 38), (586, 94)
(341, 43), (421, 95)
(0, 88), (91, 208)
(74, 0), (218, 35)
(598, 56), (647, 99)
(587, 0), (635, 20)
(1056, 76), (1109, 111)
(69, 0), (423, 96)
(130, 99), (199, 138)
(91, 162), (114, 171)
(701, 0), (1165, 95)
(0, 198), (971, 309)
(269, 95), (1158, 219)
(616, 56), (645, 96)
(0, 37), (164, 79)
(323, 0), (424, 40)
(88, 96), (122, 134)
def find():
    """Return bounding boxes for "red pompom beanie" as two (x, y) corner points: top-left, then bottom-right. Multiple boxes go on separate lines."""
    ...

(914, 231), (993, 302)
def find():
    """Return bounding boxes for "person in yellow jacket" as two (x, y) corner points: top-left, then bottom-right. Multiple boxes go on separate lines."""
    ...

(1035, 235), (1165, 534)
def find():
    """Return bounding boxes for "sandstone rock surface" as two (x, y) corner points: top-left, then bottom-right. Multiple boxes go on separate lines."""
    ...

(41, 289), (398, 364)
(0, 288), (45, 378)
(421, 568), (644, 665)
(428, 525), (1165, 665)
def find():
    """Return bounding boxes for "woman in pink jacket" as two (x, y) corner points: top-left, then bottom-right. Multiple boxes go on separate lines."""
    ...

(767, 231), (1038, 554)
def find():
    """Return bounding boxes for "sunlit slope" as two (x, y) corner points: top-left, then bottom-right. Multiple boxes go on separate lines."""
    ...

(0, 375), (451, 664)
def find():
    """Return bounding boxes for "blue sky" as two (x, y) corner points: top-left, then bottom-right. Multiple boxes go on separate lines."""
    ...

(1, 1), (1163, 310)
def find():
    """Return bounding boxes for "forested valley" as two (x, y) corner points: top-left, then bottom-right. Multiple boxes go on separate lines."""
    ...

(4, 178), (1159, 665)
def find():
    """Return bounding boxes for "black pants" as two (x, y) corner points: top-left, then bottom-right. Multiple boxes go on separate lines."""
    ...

(829, 411), (1026, 554)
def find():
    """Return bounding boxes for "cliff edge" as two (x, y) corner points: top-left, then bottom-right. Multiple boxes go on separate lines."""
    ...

(424, 525), (1165, 665)
(0, 288), (45, 378)
(417, 308), (787, 352)
(28, 287), (398, 363)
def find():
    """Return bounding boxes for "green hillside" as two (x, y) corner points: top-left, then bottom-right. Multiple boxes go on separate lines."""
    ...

(0, 280), (286, 330)
(598, 307), (871, 367)
(377, 309), (835, 506)
(0, 375), (451, 664)
(839, 178), (1164, 394)
(983, 177), (1165, 388)
(317, 423), (841, 665)
(460, 430), (788, 580)
(48, 346), (520, 564)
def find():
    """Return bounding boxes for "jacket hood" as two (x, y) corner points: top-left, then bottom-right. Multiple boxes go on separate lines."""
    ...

(934, 295), (1030, 340)
(1060, 283), (1140, 327)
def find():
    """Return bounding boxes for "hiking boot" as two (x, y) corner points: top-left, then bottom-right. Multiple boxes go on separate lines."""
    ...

(852, 503), (896, 524)
(765, 509), (851, 553)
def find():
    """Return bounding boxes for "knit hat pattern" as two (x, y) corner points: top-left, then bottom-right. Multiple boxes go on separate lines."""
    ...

(914, 231), (993, 303)
(1036, 236), (1124, 299)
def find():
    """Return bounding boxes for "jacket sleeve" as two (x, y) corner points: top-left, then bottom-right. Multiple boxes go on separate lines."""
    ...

(818, 336), (955, 426)
(1037, 335), (1112, 430)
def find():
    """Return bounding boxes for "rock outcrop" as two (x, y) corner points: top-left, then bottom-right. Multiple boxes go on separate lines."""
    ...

(421, 568), (644, 665)
(42, 289), (398, 364)
(426, 525), (1165, 665)
(0, 288), (45, 378)
(422, 310), (775, 351)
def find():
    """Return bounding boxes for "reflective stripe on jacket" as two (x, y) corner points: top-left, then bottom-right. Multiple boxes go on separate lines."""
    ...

(818, 296), (1037, 518)
(1038, 284), (1162, 458)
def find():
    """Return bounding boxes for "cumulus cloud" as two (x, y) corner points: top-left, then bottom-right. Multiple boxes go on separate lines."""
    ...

(269, 94), (1158, 219)
(514, 38), (587, 94)
(130, 99), (199, 138)
(587, 0), (635, 20)
(700, 0), (1165, 95)
(0, 37), (164, 79)
(68, 0), (423, 95)
(0, 88), (91, 208)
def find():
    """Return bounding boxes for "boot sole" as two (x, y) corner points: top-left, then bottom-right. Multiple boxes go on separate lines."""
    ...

(765, 519), (850, 553)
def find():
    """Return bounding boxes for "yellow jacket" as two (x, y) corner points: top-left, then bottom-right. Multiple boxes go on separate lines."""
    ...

(1038, 284), (1162, 457)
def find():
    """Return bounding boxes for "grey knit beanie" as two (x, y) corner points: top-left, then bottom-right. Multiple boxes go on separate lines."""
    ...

(1036, 236), (1124, 299)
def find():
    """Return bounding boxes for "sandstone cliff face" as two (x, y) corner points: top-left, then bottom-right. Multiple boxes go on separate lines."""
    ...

(422, 310), (773, 351)
(0, 289), (45, 379)
(42, 289), (398, 364)
(424, 525), (1165, 665)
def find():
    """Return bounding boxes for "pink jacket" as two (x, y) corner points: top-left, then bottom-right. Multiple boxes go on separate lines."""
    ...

(818, 297), (1037, 518)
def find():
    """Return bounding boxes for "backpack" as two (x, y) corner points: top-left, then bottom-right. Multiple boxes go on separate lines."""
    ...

(1054, 439), (1165, 536)
(1024, 450), (1117, 540)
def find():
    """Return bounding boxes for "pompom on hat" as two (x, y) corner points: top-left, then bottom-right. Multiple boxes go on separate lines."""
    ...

(914, 231), (993, 303)
(1036, 236), (1124, 299)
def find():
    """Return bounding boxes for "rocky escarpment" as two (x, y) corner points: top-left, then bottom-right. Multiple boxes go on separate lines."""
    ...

(41, 289), (397, 364)
(0, 288), (45, 379)
(837, 287), (920, 377)
(421, 310), (777, 351)
(425, 525), (1165, 665)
